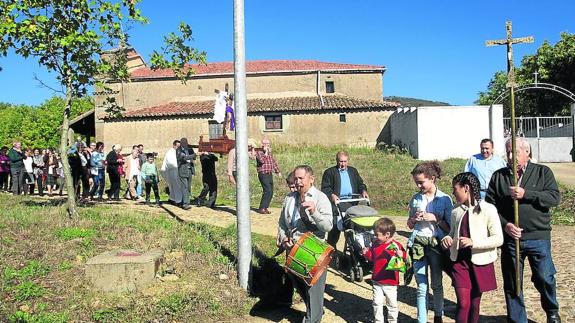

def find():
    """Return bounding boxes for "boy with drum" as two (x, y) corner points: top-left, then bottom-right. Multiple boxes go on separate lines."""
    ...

(277, 165), (333, 323)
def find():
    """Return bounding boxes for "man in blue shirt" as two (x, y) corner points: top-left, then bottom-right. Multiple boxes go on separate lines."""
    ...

(321, 151), (368, 250)
(464, 138), (506, 199)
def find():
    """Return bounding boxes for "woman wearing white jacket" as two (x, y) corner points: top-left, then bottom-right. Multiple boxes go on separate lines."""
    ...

(442, 172), (503, 323)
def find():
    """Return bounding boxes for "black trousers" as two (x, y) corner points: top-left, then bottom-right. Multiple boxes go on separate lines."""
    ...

(145, 182), (160, 201)
(80, 168), (90, 198)
(36, 173), (44, 195)
(10, 166), (25, 195)
(108, 172), (121, 199)
(72, 166), (82, 198)
(198, 174), (217, 207)
(0, 172), (8, 190)
(258, 172), (273, 209)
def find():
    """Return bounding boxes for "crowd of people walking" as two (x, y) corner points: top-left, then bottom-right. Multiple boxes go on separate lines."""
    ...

(0, 137), (217, 208)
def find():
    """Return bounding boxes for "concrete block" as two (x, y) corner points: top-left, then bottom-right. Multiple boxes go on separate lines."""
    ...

(85, 249), (163, 292)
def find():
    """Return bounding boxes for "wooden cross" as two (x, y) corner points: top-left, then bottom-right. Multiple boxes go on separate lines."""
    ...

(486, 21), (534, 297)
(486, 21), (534, 87)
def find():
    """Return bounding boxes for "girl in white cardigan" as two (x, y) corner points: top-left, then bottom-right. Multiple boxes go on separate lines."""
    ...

(441, 172), (503, 323)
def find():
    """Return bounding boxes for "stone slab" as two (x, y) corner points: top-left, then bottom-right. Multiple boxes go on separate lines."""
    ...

(85, 249), (163, 292)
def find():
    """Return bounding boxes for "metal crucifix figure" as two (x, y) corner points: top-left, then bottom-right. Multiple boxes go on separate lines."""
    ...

(486, 21), (533, 297)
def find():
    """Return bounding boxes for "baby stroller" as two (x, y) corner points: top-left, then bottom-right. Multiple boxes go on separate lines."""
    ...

(336, 196), (380, 282)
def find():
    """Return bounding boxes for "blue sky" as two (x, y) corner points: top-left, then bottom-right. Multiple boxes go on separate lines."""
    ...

(0, 0), (573, 106)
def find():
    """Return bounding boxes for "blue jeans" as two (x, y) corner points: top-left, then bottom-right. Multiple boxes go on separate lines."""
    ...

(414, 247), (444, 322)
(90, 169), (105, 198)
(501, 239), (559, 323)
(136, 174), (143, 196)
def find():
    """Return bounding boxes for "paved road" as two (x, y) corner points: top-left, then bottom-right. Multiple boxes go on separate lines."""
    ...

(542, 162), (575, 188)
(160, 203), (575, 323)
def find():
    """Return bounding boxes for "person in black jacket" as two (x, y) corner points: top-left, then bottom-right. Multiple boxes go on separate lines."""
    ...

(176, 138), (196, 210)
(105, 144), (124, 201)
(8, 141), (26, 195)
(321, 151), (369, 249)
(196, 152), (218, 208)
(486, 138), (561, 323)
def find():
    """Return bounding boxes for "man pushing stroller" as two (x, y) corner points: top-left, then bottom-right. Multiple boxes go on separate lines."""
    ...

(321, 151), (369, 251)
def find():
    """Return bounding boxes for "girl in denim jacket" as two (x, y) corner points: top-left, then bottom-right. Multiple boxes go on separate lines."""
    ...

(407, 161), (453, 323)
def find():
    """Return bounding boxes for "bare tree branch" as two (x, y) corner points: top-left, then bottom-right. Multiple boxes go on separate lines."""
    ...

(33, 73), (65, 95)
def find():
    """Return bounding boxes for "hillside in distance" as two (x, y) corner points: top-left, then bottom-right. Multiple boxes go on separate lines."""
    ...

(384, 96), (451, 107)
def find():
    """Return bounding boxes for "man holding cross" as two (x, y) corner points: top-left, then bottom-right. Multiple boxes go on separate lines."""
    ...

(486, 138), (561, 323)
(485, 21), (563, 322)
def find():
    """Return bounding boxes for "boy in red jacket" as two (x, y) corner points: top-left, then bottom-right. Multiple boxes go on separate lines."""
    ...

(363, 217), (407, 323)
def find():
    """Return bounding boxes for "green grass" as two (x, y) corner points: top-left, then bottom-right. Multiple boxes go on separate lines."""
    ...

(172, 144), (572, 224)
(178, 144), (466, 214)
(3, 261), (51, 284)
(55, 228), (97, 241)
(8, 310), (69, 323)
(13, 281), (45, 302)
(0, 194), (259, 322)
(552, 184), (575, 225)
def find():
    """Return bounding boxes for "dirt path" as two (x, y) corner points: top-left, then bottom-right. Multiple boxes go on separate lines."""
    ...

(144, 202), (575, 323)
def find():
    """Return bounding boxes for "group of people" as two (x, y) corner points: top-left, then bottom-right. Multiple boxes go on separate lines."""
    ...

(161, 138), (220, 210)
(0, 142), (66, 196)
(0, 138), (216, 208)
(4, 134), (562, 322)
(276, 138), (561, 323)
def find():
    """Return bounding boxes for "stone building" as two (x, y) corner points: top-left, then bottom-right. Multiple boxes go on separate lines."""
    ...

(85, 49), (399, 153)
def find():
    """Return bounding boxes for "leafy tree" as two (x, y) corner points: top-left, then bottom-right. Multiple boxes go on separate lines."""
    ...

(0, 0), (146, 217)
(0, 97), (93, 149)
(477, 32), (575, 116)
(1, 1), (205, 217)
(26, 96), (94, 149)
(0, 102), (33, 147)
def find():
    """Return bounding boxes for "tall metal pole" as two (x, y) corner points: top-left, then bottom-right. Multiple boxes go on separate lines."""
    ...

(486, 21), (533, 297)
(233, 0), (252, 290)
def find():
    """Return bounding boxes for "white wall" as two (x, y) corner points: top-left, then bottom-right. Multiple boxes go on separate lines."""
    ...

(390, 107), (418, 157)
(525, 137), (573, 162)
(389, 105), (504, 160)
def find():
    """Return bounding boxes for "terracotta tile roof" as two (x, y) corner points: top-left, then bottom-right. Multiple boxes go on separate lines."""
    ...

(130, 60), (385, 80)
(115, 95), (399, 119)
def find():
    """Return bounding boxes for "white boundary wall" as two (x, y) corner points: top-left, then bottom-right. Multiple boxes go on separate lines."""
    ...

(390, 105), (504, 160)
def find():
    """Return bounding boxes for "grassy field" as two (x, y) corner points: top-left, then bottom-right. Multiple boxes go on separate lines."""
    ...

(188, 145), (574, 223)
(0, 194), (280, 322)
(185, 145), (464, 215)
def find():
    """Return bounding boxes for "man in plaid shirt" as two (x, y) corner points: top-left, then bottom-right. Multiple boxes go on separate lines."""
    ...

(250, 138), (281, 214)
